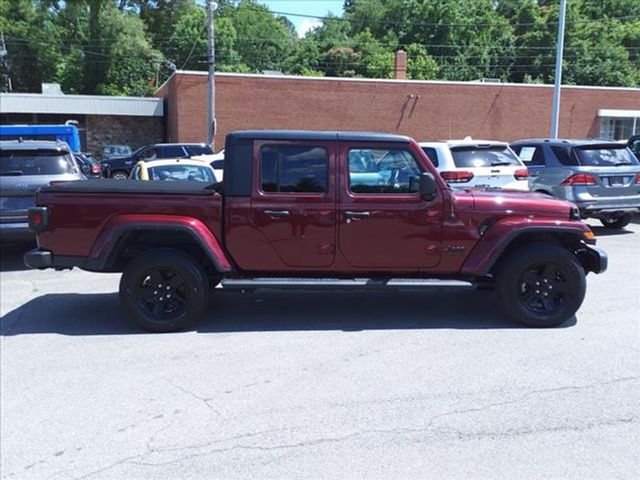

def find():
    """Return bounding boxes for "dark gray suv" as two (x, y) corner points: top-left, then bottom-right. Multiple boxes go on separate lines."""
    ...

(511, 139), (640, 229)
(0, 140), (85, 241)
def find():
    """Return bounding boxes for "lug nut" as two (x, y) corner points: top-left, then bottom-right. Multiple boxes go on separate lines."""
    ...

(166, 286), (170, 290)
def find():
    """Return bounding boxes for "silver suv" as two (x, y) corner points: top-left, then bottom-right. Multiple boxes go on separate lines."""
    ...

(511, 139), (640, 229)
(0, 140), (85, 241)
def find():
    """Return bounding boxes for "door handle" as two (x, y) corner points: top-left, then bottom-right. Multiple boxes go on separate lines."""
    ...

(345, 211), (371, 218)
(529, 171), (540, 177)
(264, 210), (290, 218)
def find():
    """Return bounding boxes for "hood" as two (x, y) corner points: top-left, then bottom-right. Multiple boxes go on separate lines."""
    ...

(458, 189), (575, 217)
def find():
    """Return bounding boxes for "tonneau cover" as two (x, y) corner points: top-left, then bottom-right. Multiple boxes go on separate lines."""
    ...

(40, 179), (219, 196)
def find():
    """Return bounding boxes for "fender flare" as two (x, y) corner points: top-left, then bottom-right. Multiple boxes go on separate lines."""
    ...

(461, 221), (592, 276)
(87, 214), (232, 272)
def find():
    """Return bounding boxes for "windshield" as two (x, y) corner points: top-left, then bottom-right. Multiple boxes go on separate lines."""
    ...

(148, 164), (215, 182)
(574, 146), (639, 166)
(450, 146), (521, 168)
(0, 150), (77, 176)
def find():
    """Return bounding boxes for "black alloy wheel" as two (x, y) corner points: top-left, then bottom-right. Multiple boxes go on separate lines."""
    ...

(135, 266), (189, 321)
(517, 262), (569, 316)
(496, 243), (586, 327)
(120, 249), (209, 332)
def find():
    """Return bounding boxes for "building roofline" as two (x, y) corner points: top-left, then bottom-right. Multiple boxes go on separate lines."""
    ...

(158, 70), (640, 93)
(0, 92), (164, 117)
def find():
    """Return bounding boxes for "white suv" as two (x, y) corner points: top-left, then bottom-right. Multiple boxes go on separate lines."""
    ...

(419, 138), (530, 191)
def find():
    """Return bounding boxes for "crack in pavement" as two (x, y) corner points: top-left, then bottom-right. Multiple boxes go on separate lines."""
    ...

(163, 377), (222, 417)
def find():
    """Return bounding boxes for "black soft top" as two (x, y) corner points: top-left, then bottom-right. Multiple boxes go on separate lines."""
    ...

(227, 130), (412, 143)
(41, 179), (219, 196)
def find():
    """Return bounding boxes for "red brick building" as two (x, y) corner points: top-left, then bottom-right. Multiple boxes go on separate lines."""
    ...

(155, 70), (640, 150)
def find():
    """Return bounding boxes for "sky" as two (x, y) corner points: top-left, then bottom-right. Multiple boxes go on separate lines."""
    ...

(261, 0), (344, 37)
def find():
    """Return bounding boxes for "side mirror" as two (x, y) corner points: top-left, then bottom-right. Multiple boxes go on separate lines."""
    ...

(419, 172), (437, 200)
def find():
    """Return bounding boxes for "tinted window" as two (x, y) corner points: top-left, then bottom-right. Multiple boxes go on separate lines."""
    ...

(260, 145), (327, 193)
(450, 146), (521, 168)
(138, 147), (157, 160)
(187, 145), (214, 156)
(574, 146), (639, 167)
(349, 148), (422, 194)
(551, 146), (578, 166)
(515, 145), (545, 166)
(157, 146), (186, 158)
(421, 147), (439, 167)
(148, 164), (215, 182)
(0, 150), (77, 175)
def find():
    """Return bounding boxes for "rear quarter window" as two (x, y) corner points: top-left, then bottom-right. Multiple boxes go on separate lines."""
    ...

(421, 147), (439, 167)
(0, 150), (77, 175)
(551, 146), (579, 166)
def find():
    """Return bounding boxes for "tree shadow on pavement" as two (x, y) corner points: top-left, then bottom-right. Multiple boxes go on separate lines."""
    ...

(0, 289), (576, 336)
(0, 242), (36, 272)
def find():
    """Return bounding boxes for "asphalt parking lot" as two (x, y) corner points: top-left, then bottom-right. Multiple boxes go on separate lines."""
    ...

(1, 219), (639, 480)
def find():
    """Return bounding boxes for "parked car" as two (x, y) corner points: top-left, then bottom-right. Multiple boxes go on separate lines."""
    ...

(511, 139), (640, 229)
(628, 135), (640, 160)
(101, 143), (213, 180)
(130, 158), (216, 183)
(74, 152), (104, 179)
(419, 139), (529, 191)
(0, 140), (85, 241)
(101, 144), (132, 160)
(189, 151), (224, 182)
(25, 130), (606, 332)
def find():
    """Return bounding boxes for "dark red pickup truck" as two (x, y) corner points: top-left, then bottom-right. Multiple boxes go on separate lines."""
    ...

(25, 130), (607, 332)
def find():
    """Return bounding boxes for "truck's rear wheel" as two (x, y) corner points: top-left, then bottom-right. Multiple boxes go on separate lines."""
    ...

(496, 244), (586, 327)
(119, 249), (209, 332)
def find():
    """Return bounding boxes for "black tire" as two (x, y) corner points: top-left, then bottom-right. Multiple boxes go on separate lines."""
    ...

(600, 213), (632, 229)
(119, 249), (209, 332)
(496, 243), (586, 328)
(111, 171), (129, 180)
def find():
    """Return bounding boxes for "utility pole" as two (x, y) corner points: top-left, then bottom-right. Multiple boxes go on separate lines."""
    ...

(207, 1), (218, 146)
(550, 0), (567, 138)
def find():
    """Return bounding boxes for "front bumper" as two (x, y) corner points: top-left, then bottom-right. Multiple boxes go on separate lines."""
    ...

(578, 245), (608, 274)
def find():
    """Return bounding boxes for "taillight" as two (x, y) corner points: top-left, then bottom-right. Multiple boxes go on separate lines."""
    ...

(91, 164), (102, 174)
(561, 173), (597, 186)
(28, 207), (49, 232)
(635, 172), (640, 184)
(514, 168), (529, 180)
(441, 170), (474, 183)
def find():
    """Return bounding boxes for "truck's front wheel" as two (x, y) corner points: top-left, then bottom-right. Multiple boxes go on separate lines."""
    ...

(497, 244), (586, 328)
(119, 249), (209, 332)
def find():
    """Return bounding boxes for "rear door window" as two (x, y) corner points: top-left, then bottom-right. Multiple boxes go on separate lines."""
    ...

(157, 146), (186, 158)
(450, 146), (521, 168)
(514, 145), (545, 166)
(0, 150), (77, 175)
(260, 145), (328, 193)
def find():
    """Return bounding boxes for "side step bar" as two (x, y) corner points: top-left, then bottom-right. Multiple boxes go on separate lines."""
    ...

(221, 278), (475, 290)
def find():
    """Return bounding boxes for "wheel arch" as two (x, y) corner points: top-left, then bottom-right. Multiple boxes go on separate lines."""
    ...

(86, 215), (232, 273)
(462, 225), (593, 277)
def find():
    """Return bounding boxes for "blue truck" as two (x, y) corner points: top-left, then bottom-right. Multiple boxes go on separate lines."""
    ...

(0, 124), (81, 152)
